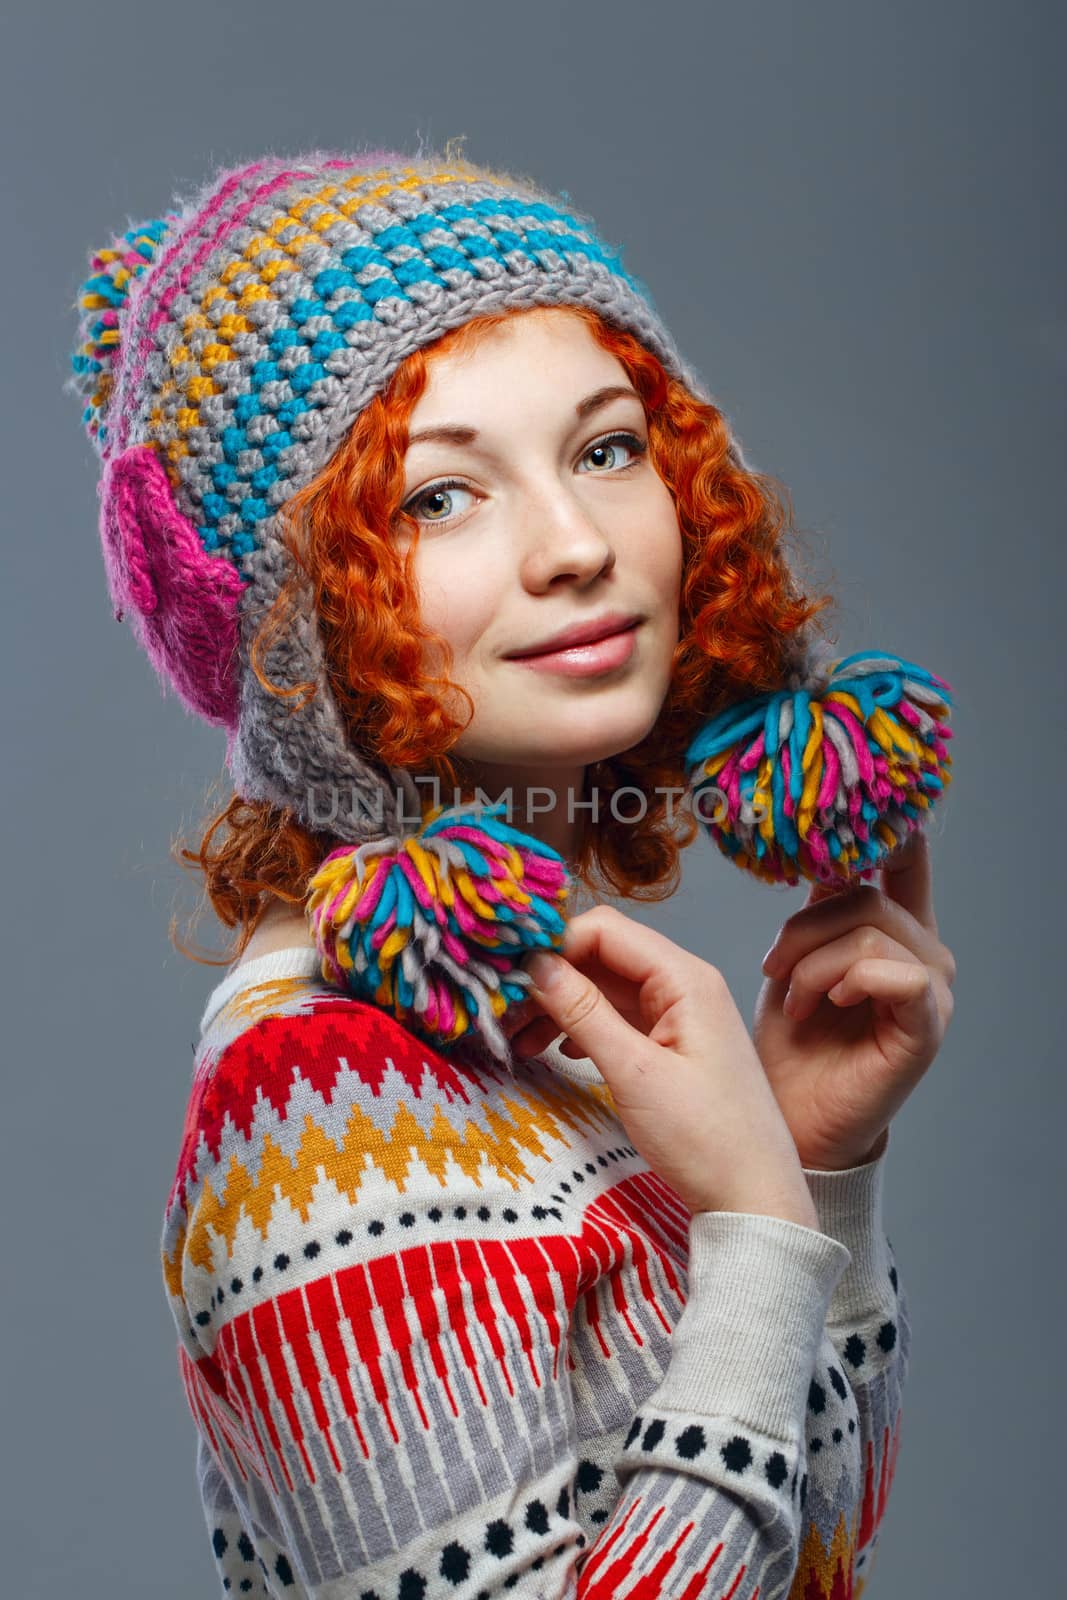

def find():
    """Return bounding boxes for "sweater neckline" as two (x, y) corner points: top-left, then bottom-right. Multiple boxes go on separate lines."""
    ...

(199, 945), (605, 1087)
(199, 946), (323, 1036)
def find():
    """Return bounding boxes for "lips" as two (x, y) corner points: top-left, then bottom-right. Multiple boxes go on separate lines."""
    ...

(505, 613), (641, 660)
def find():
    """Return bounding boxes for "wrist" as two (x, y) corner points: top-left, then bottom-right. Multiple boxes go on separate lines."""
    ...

(713, 1178), (821, 1232)
(801, 1126), (890, 1173)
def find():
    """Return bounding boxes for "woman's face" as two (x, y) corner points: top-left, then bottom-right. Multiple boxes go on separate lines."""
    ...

(394, 307), (683, 791)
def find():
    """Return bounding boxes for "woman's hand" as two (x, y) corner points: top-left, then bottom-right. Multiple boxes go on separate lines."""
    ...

(753, 830), (956, 1171)
(509, 906), (820, 1224)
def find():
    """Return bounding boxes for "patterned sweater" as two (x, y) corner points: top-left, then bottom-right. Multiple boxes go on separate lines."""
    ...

(161, 947), (910, 1600)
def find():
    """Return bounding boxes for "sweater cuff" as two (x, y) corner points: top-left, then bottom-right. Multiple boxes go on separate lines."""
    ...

(649, 1209), (851, 1445)
(802, 1126), (896, 1326)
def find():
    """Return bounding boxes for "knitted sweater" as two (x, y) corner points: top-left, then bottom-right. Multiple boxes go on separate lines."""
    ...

(161, 947), (910, 1600)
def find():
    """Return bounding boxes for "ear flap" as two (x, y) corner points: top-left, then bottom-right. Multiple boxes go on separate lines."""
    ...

(98, 445), (245, 730)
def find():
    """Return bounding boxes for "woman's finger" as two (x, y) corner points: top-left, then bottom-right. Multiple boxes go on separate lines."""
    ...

(529, 906), (720, 1056)
(511, 1020), (589, 1062)
(528, 951), (648, 1031)
(518, 904), (733, 1077)
(880, 828), (938, 936)
(782, 926), (921, 1020)
(518, 947), (666, 1098)
(825, 957), (943, 1062)
(509, 1012), (567, 1059)
(763, 881), (954, 989)
(507, 938), (654, 1060)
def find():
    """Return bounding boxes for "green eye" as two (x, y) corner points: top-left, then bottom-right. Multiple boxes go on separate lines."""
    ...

(579, 431), (648, 473)
(401, 430), (648, 531)
(402, 479), (474, 526)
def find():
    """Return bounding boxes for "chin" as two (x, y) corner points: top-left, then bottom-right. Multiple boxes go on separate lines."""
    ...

(490, 714), (664, 770)
(576, 694), (668, 758)
(455, 679), (669, 770)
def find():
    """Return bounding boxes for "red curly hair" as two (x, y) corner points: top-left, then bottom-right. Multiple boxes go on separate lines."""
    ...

(171, 305), (835, 965)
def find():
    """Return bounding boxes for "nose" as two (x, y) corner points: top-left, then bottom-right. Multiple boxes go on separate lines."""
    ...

(518, 476), (616, 588)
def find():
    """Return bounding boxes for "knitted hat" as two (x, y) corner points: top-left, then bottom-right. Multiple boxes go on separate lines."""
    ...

(67, 145), (954, 1062)
(67, 145), (720, 840)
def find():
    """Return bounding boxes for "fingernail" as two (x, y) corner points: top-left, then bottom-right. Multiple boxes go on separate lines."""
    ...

(526, 951), (561, 996)
(762, 945), (781, 975)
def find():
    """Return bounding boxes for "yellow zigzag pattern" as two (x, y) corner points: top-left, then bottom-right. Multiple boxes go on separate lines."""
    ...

(166, 1071), (619, 1282)
(790, 1504), (861, 1599)
(220, 976), (326, 1031)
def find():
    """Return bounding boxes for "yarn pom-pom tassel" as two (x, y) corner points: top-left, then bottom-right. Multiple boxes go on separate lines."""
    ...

(684, 649), (954, 887)
(68, 214), (180, 453)
(305, 799), (573, 1063)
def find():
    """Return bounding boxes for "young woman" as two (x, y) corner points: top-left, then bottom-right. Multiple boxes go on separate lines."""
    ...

(68, 147), (955, 1599)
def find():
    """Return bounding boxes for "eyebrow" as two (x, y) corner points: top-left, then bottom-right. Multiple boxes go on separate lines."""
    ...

(406, 385), (643, 449)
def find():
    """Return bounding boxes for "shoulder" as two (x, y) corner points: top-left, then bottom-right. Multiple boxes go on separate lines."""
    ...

(172, 993), (489, 1218)
(163, 980), (523, 1252)
(197, 995), (487, 1140)
(161, 992), (501, 1350)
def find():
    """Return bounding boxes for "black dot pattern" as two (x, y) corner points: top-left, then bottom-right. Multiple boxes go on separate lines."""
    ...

(840, 1317), (899, 1372)
(676, 1425), (706, 1460)
(189, 1194), (597, 1336)
(524, 1500), (549, 1535)
(209, 1519), (287, 1596)
(619, 1410), (817, 1503)
(484, 1521), (513, 1557)
(641, 1419), (665, 1451)
(606, 1336), (884, 1531)
(439, 1542), (469, 1582)
(263, 1496), (581, 1598)
(721, 1436), (754, 1473)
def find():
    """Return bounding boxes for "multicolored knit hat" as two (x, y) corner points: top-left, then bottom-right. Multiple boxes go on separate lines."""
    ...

(67, 146), (717, 805)
(67, 145), (954, 1062)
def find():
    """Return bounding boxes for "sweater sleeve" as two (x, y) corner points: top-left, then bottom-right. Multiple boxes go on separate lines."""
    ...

(167, 1005), (853, 1599)
(784, 1131), (911, 1597)
(594, 1209), (850, 1600)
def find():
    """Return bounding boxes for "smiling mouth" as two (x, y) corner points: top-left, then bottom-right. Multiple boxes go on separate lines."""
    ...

(506, 618), (642, 661)
(505, 620), (642, 676)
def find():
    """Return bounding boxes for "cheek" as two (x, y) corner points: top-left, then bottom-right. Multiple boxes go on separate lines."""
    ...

(642, 491), (684, 604)
(412, 548), (498, 662)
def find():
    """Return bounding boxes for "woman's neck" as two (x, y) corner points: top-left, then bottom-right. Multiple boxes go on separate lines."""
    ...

(235, 900), (315, 970)
(444, 761), (594, 865)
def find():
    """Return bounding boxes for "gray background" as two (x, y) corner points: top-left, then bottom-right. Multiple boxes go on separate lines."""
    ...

(3, 0), (1061, 1592)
